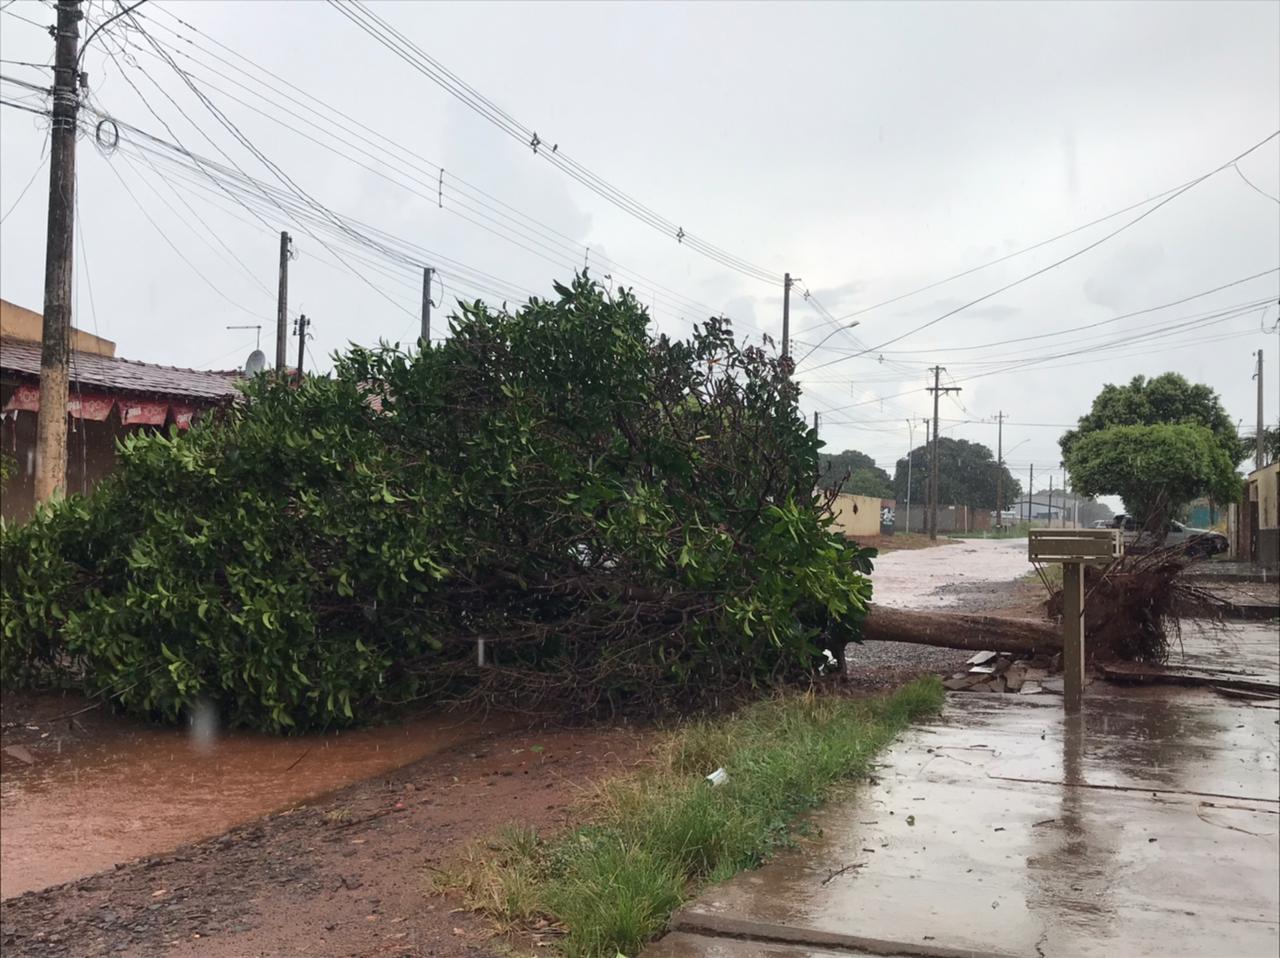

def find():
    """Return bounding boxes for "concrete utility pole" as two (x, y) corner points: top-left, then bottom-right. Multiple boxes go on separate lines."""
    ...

(923, 419), (931, 532)
(1255, 349), (1265, 471)
(781, 273), (793, 359)
(1028, 464), (1034, 522)
(1048, 474), (1055, 529)
(925, 366), (960, 540)
(421, 266), (434, 346)
(813, 410), (819, 433)
(33, 0), (83, 504)
(904, 419), (915, 534)
(294, 313), (309, 381)
(995, 411), (1005, 531)
(275, 231), (292, 372)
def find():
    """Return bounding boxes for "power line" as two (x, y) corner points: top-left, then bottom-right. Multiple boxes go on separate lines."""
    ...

(802, 130), (1280, 372)
(0, 145), (47, 223)
(120, 6), (730, 328)
(325, 0), (783, 285)
(1234, 163), (1280, 205)
(813, 269), (1279, 357)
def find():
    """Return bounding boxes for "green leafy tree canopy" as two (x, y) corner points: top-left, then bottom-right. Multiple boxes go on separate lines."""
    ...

(1064, 423), (1239, 524)
(2, 276), (876, 731)
(1060, 372), (1242, 465)
(892, 436), (1021, 510)
(817, 448), (894, 498)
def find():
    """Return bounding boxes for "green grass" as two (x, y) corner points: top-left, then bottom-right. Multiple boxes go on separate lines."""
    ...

(441, 678), (944, 957)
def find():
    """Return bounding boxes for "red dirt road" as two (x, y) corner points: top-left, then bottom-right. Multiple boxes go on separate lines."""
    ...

(0, 720), (649, 957)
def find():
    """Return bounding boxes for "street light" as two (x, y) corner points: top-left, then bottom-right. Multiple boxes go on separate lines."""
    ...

(794, 321), (861, 365)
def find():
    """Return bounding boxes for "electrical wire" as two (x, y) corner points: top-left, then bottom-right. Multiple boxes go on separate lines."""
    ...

(809, 269), (1279, 358)
(1234, 163), (1280, 205)
(132, 4), (730, 325)
(326, 0), (783, 285)
(0, 145), (46, 223)
(803, 130), (1280, 372)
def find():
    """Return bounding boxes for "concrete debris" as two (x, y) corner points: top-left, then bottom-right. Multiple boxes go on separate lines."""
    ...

(943, 652), (1059, 695)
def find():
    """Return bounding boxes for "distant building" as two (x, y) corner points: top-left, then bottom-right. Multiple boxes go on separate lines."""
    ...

(1, 299), (242, 522)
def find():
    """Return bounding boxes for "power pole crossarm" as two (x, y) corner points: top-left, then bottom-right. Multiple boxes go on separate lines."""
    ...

(33, 0), (83, 504)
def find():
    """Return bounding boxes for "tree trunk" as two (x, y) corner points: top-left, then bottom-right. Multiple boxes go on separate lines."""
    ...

(860, 605), (1061, 656)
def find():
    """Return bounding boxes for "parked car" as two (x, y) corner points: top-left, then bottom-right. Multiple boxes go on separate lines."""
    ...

(1091, 518), (1113, 529)
(1108, 514), (1228, 557)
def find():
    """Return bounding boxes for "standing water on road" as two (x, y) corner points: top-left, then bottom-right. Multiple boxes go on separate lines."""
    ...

(0, 704), (510, 898)
(871, 537), (1031, 609)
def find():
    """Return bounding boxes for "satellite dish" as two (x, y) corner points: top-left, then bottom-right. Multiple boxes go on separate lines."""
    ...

(244, 349), (267, 375)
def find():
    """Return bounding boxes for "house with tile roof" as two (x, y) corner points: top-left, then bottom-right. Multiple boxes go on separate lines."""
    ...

(1, 299), (243, 522)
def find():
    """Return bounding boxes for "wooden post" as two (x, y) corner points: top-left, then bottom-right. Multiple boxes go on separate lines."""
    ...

(1062, 561), (1085, 713)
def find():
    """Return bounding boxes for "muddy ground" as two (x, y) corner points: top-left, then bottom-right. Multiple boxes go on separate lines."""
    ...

(0, 540), (1036, 958)
(1, 717), (651, 958)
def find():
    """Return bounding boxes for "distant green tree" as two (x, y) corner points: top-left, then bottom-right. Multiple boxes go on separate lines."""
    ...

(892, 436), (1021, 510)
(1241, 425), (1280, 468)
(817, 448), (894, 497)
(1064, 423), (1240, 525)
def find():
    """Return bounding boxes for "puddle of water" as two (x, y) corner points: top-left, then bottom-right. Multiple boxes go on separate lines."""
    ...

(0, 709), (508, 899)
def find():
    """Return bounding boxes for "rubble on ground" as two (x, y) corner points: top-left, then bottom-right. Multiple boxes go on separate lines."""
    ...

(942, 649), (1062, 695)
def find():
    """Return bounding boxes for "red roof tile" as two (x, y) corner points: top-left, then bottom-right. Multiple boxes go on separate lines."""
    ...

(0, 338), (242, 403)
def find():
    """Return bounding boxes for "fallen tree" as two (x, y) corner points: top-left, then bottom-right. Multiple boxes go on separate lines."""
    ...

(861, 606), (1059, 655)
(1, 275), (876, 730)
(861, 542), (1224, 663)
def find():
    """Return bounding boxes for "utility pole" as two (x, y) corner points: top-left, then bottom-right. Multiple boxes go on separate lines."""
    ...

(1048, 474), (1055, 529)
(1028, 463), (1034, 523)
(275, 231), (292, 372)
(904, 419), (915, 534)
(781, 273), (793, 360)
(1255, 349), (1265, 471)
(923, 419), (931, 533)
(813, 410), (819, 433)
(294, 314), (309, 381)
(33, 0), (83, 504)
(995, 411), (1005, 531)
(421, 266), (434, 346)
(925, 366), (960, 540)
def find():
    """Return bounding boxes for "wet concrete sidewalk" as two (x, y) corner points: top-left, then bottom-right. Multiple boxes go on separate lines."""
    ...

(647, 684), (1280, 958)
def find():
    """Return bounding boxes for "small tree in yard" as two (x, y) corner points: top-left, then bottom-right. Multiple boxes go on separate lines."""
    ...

(1060, 372), (1245, 524)
(1, 276), (875, 732)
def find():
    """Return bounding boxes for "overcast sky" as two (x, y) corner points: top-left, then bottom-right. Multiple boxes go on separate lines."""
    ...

(2, 0), (1278, 495)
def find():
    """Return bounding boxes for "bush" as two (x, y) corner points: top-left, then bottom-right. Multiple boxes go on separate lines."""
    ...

(1, 276), (874, 731)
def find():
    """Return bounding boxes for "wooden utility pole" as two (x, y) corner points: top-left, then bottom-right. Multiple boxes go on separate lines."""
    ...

(421, 266), (433, 346)
(294, 313), (309, 381)
(781, 273), (793, 359)
(1255, 349), (1265, 471)
(995, 411), (1005, 531)
(33, 0), (83, 504)
(275, 231), (291, 371)
(925, 366), (960, 540)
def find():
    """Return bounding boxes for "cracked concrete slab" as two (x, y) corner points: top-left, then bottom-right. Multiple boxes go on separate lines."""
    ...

(648, 689), (1280, 958)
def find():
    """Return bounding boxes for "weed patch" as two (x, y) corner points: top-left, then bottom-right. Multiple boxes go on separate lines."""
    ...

(441, 678), (944, 957)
